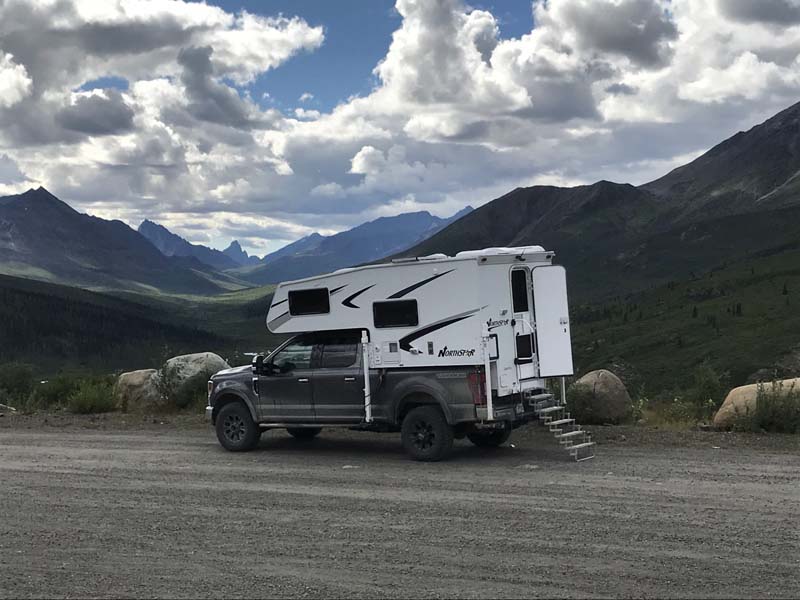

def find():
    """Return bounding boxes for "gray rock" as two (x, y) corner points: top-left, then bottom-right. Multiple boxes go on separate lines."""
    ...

(115, 369), (161, 412)
(163, 352), (230, 389)
(569, 369), (632, 424)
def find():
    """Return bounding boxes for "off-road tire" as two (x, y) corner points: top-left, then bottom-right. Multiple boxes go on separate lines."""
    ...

(467, 426), (511, 448)
(401, 406), (454, 462)
(215, 402), (260, 452)
(286, 427), (322, 440)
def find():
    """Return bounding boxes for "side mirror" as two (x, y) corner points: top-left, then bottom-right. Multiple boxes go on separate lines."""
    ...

(252, 354), (264, 375)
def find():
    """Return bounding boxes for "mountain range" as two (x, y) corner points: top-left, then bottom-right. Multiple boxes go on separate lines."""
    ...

(397, 101), (800, 300)
(0, 188), (232, 294)
(231, 206), (473, 285)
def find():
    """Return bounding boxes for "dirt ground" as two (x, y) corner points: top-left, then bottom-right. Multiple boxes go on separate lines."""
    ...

(0, 414), (798, 599)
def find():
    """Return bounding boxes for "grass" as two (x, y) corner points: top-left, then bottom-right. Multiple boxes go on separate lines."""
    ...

(733, 381), (800, 433)
(67, 378), (116, 414)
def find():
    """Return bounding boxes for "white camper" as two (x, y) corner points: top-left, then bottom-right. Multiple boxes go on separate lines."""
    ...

(266, 246), (574, 419)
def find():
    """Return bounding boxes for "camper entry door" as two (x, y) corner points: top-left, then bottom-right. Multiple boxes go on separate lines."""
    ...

(510, 267), (536, 382)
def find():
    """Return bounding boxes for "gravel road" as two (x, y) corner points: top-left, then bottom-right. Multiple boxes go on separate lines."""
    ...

(1, 419), (798, 598)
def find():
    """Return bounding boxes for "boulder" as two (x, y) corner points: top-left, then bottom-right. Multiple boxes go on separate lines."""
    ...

(115, 369), (161, 412)
(570, 369), (631, 424)
(713, 378), (800, 429)
(163, 352), (230, 389)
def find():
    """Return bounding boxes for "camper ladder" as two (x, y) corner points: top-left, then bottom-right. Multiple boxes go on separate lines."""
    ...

(530, 393), (595, 461)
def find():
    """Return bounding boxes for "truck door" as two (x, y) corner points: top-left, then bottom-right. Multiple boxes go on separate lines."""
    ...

(531, 265), (574, 377)
(510, 267), (537, 382)
(259, 335), (315, 421)
(311, 331), (365, 422)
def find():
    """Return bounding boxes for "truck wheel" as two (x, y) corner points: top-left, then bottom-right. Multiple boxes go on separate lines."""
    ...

(467, 426), (511, 448)
(401, 406), (454, 462)
(216, 402), (260, 452)
(286, 427), (322, 440)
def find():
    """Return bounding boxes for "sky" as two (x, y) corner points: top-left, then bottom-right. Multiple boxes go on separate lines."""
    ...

(2, 0), (800, 256)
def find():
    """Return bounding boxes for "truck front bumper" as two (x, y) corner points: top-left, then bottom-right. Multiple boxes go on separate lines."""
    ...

(205, 405), (214, 422)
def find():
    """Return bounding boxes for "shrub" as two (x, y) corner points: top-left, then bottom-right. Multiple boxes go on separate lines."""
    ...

(67, 378), (116, 414)
(683, 362), (729, 420)
(734, 381), (800, 434)
(30, 374), (82, 409)
(170, 371), (212, 410)
(0, 362), (34, 404)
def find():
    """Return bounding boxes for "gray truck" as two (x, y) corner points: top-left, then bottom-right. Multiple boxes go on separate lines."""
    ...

(206, 329), (541, 461)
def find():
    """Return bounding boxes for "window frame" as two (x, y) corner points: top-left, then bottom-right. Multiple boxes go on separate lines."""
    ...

(288, 287), (330, 316)
(372, 299), (420, 329)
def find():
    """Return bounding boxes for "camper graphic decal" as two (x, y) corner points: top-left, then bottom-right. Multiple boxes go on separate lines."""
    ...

(438, 347), (476, 358)
(342, 284), (375, 309)
(388, 269), (455, 299)
(398, 308), (480, 352)
(486, 318), (510, 331)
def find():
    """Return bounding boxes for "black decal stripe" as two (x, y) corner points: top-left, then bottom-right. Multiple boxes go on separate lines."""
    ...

(342, 284), (375, 309)
(399, 313), (475, 352)
(330, 285), (347, 295)
(388, 269), (454, 299)
(271, 298), (287, 308)
(267, 310), (290, 331)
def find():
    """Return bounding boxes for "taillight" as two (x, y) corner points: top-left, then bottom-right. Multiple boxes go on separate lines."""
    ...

(467, 371), (486, 405)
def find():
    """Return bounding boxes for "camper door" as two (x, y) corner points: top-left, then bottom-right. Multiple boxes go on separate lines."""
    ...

(510, 267), (536, 381)
(532, 265), (574, 377)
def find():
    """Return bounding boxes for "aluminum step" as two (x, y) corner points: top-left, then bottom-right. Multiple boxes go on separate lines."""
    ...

(555, 430), (584, 439)
(547, 418), (575, 427)
(566, 442), (595, 451)
(537, 406), (563, 415)
(529, 393), (553, 403)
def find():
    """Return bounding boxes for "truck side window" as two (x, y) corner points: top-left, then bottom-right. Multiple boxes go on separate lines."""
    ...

(271, 338), (314, 372)
(511, 269), (529, 313)
(320, 340), (358, 368)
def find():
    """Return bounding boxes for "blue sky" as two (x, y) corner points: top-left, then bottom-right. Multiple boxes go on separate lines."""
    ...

(212, 0), (535, 114)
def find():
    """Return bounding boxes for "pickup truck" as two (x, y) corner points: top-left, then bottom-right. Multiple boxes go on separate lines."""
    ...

(206, 329), (540, 461)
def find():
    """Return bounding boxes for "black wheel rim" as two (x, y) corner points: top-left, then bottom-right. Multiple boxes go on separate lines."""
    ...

(412, 419), (435, 451)
(223, 413), (246, 443)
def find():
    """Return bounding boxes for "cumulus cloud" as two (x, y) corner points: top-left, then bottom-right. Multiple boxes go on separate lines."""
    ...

(718, 0), (800, 25)
(56, 89), (135, 135)
(0, 52), (32, 108)
(2, 0), (800, 255)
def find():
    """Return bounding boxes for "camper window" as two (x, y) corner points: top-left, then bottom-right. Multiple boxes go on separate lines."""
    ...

(511, 269), (529, 313)
(288, 288), (330, 315)
(516, 333), (534, 360)
(373, 300), (419, 328)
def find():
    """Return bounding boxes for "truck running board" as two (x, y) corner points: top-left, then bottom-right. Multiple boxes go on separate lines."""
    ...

(531, 393), (595, 462)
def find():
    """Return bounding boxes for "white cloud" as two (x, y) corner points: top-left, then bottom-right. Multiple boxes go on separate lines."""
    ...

(2, 0), (800, 255)
(0, 52), (32, 108)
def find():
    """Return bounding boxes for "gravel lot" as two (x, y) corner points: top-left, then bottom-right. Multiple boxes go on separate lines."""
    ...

(1, 416), (798, 598)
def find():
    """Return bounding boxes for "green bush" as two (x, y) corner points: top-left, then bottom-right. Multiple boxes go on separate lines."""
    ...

(30, 374), (82, 409)
(170, 372), (211, 410)
(734, 381), (800, 433)
(67, 378), (116, 414)
(0, 362), (34, 404)
(566, 383), (597, 422)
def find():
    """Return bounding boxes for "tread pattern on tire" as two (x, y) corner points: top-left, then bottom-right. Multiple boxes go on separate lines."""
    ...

(215, 402), (260, 452)
(401, 405), (454, 462)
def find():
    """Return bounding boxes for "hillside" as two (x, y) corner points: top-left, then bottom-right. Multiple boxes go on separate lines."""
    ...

(0, 274), (225, 370)
(398, 101), (800, 300)
(236, 207), (473, 284)
(138, 219), (239, 271)
(0, 188), (227, 294)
